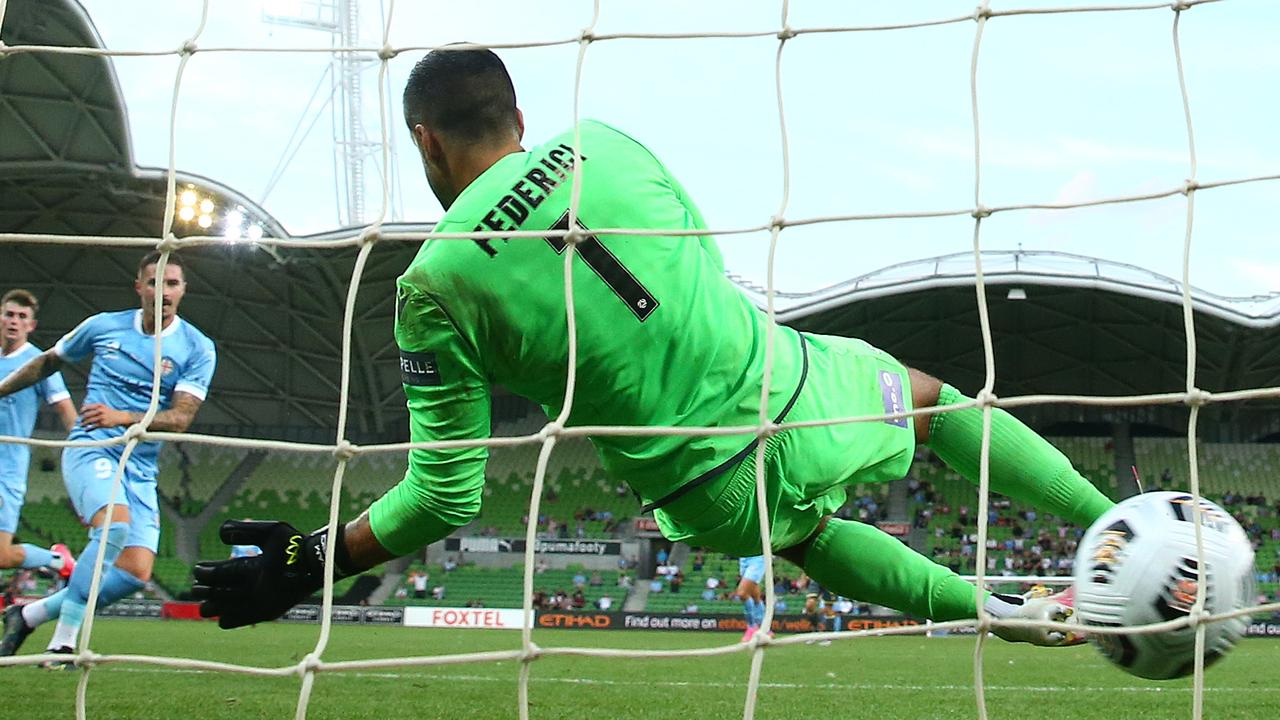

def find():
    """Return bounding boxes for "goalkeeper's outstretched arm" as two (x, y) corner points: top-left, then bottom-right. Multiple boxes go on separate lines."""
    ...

(191, 512), (398, 629)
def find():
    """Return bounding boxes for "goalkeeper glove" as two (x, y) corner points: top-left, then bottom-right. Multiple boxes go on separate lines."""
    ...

(191, 519), (356, 629)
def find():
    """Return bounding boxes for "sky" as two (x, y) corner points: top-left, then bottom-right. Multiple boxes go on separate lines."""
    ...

(76, 0), (1280, 303)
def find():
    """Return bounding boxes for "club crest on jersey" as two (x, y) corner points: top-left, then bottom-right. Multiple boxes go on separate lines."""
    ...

(160, 357), (176, 377)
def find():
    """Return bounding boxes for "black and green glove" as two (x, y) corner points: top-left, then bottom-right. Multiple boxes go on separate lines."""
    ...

(192, 519), (354, 629)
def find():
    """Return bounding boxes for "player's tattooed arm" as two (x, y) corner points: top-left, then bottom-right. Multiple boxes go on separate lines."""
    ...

(0, 349), (64, 399)
(80, 391), (204, 432)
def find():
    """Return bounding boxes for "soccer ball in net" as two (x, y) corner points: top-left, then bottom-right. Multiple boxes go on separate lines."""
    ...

(1073, 491), (1254, 680)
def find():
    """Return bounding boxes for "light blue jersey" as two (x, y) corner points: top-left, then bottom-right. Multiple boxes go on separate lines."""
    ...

(0, 342), (71, 533)
(0, 342), (70, 481)
(54, 309), (215, 480)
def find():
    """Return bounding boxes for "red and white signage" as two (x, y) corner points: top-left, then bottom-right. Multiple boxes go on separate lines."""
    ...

(403, 607), (527, 630)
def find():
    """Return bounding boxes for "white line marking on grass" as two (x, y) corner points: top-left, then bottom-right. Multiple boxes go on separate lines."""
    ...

(110, 667), (1278, 694)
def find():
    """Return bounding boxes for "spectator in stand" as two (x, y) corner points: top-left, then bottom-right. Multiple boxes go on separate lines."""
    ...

(572, 570), (587, 588)
(655, 547), (669, 565)
(589, 570), (603, 587)
(595, 593), (614, 611)
(431, 584), (445, 600)
(670, 571), (684, 594)
(443, 555), (459, 572)
(571, 589), (586, 609)
(692, 552), (704, 572)
(682, 601), (699, 614)
(410, 570), (429, 600)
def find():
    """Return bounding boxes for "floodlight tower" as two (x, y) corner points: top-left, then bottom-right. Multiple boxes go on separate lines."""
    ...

(263, 0), (382, 227)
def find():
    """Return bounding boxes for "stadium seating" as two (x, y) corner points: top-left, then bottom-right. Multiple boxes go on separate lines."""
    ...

(643, 553), (746, 614)
(386, 562), (627, 610)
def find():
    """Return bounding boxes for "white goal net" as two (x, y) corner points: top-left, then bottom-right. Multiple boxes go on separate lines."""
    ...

(0, 2), (1278, 720)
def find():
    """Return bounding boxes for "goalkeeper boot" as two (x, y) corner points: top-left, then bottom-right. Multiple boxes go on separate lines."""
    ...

(0, 605), (33, 657)
(40, 646), (76, 671)
(52, 543), (76, 580)
(991, 588), (1085, 647)
(1021, 585), (1085, 645)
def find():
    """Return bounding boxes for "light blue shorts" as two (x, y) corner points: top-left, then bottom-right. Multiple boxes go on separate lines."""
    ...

(0, 478), (25, 535)
(62, 446), (160, 552)
(739, 555), (766, 584)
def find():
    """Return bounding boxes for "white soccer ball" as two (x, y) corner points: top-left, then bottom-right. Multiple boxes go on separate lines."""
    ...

(1073, 491), (1254, 680)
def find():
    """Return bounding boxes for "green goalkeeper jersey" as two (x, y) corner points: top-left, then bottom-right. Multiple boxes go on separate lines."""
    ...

(370, 120), (804, 554)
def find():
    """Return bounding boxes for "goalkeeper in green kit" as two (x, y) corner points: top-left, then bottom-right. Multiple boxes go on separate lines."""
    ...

(193, 47), (1112, 645)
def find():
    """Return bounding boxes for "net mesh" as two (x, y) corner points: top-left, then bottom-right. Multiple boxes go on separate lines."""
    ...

(0, 2), (1278, 719)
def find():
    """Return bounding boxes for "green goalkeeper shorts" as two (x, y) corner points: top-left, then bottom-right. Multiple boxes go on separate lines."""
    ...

(653, 333), (916, 556)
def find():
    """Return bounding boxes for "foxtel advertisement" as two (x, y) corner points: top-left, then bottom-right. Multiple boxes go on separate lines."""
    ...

(403, 606), (530, 630)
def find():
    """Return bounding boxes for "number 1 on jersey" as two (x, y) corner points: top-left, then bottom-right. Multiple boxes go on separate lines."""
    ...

(545, 211), (659, 321)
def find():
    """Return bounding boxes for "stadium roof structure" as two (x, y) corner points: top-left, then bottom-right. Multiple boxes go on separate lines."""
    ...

(2, 0), (1277, 445)
(751, 251), (1280, 329)
(754, 251), (1280, 440)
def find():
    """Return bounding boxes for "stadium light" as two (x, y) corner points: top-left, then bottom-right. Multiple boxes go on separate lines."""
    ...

(179, 189), (197, 207)
(246, 224), (265, 241)
(199, 198), (215, 214)
(197, 214), (213, 229)
(178, 206), (195, 222)
(223, 209), (246, 240)
(1007, 288), (1028, 301)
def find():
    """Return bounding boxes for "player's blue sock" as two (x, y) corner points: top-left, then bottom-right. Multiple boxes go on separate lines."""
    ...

(60, 522), (130, 632)
(753, 599), (766, 628)
(19, 543), (55, 569)
(743, 597), (758, 628)
(98, 566), (145, 605)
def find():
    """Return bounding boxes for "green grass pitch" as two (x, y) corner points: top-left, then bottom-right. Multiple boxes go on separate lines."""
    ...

(7, 619), (1277, 719)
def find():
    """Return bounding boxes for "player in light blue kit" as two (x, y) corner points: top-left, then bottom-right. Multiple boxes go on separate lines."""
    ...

(0, 253), (216, 662)
(736, 555), (767, 641)
(0, 289), (79, 579)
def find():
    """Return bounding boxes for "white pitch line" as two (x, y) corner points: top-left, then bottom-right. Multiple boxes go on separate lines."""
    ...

(106, 667), (1278, 694)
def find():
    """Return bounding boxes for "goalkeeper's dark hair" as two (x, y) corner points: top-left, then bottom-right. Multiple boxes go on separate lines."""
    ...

(402, 45), (518, 143)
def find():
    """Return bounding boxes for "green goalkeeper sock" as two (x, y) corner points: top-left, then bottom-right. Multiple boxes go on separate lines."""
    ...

(926, 384), (1115, 527)
(802, 518), (982, 621)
